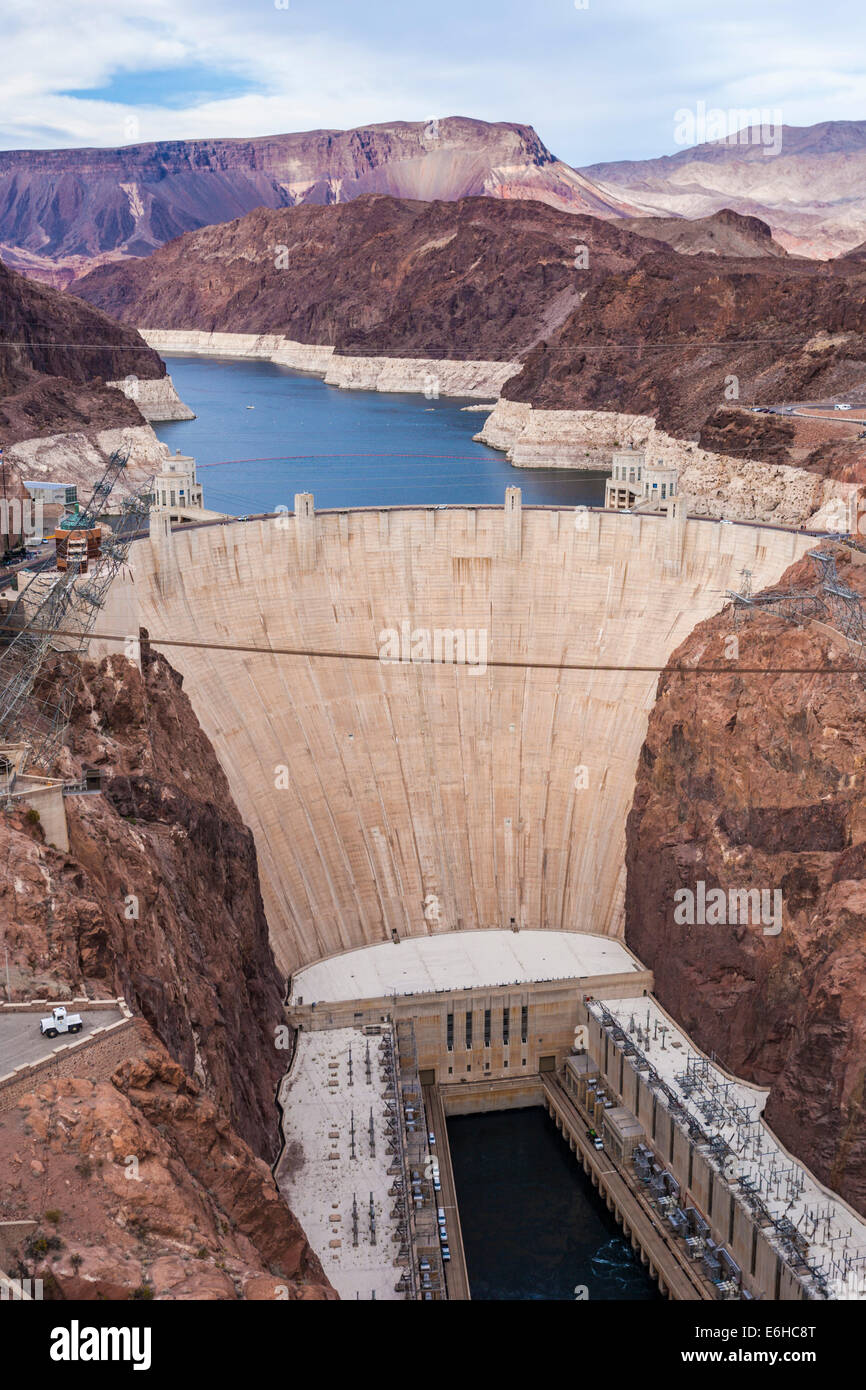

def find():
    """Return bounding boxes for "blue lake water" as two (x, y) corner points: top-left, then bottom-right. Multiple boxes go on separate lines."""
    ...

(152, 355), (606, 514)
(448, 1108), (661, 1301)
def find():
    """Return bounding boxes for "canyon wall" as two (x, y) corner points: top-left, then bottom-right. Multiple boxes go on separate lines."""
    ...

(0, 645), (331, 1297)
(0, 257), (163, 444)
(132, 506), (811, 978)
(3, 646), (287, 1159)
(625, 545), (866, 1212)
(0, 256), (176, 498)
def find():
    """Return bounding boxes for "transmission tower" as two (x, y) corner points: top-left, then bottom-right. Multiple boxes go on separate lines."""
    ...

(0, 449), (151, 769)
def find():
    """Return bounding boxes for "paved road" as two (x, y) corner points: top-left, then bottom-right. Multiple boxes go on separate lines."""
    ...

(0, 1009), (123, 1074)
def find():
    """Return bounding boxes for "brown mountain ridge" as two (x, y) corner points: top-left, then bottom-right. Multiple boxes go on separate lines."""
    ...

(73, 194), (866, 478)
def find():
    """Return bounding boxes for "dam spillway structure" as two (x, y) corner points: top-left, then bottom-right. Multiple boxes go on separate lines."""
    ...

(130, 493), (812, 976)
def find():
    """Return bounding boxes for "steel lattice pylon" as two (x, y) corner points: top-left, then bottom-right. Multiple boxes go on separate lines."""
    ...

(0, 449), (151, 769)
(726, 549), (866, 675)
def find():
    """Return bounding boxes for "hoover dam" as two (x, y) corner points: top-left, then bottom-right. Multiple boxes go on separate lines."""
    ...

(7, 0), (866, 1330)
(122, 496), (866, 1303)
(131, 497), (812, 976)
(10, 468), (866, 1303)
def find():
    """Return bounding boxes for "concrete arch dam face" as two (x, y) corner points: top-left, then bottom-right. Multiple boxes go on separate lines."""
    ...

(132, 508), (811, 977)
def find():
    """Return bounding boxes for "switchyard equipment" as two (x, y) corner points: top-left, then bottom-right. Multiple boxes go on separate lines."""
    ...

(727, 549), (866, 676)
(588, 998), (866, 1299)
(0, 449), (150, 768)
(388, 1020), (446, 1299)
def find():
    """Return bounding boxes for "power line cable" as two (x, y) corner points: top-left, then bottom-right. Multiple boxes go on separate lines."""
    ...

(0, 337), (854, 353)
(1, 621), (861, 676)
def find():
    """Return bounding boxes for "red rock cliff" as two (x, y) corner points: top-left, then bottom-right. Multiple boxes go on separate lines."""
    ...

(0, 257), (164, 448)
(4, 642), (288, 1161)
(0, 643), (333, 1298)
(625, 546), (866, 1214)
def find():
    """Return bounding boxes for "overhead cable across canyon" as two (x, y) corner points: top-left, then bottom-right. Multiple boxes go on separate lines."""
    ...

(0, 338), (850, 352)
(4, 622), (864, 675)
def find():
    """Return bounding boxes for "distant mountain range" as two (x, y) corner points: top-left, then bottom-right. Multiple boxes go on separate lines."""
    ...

(581, 120), (866, 258)
(5, 115), (866, 286)
(0, 118), (637, 287)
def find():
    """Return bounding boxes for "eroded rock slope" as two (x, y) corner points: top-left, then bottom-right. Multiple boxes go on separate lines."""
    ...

(0, 643), (330, 1299)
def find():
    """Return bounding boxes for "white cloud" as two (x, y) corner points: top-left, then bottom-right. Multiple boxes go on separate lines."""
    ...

(1, 0), (865, 162)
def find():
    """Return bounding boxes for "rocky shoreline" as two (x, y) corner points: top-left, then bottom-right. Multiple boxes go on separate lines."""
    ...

(107, 373), (194, 422)
(138, 328), (520, 399)
(3, 423), (172, 500)
(476, 398), (856, 529)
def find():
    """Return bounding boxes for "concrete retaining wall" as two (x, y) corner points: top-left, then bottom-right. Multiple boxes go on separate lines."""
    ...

(0, 996), (130, 1015)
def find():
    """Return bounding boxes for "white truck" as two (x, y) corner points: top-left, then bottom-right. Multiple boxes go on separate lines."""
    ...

(39, 1006), (84, 1039)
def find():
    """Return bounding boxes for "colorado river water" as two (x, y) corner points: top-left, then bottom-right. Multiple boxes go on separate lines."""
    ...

(448, 1109), (661, 1301)
(152, 355), (606, 513)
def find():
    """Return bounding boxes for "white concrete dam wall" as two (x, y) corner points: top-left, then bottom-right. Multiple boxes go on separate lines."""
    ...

(131, 507), (812, 977)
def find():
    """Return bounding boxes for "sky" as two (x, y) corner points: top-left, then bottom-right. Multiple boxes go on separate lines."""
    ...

(2, 0), (866, 164)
